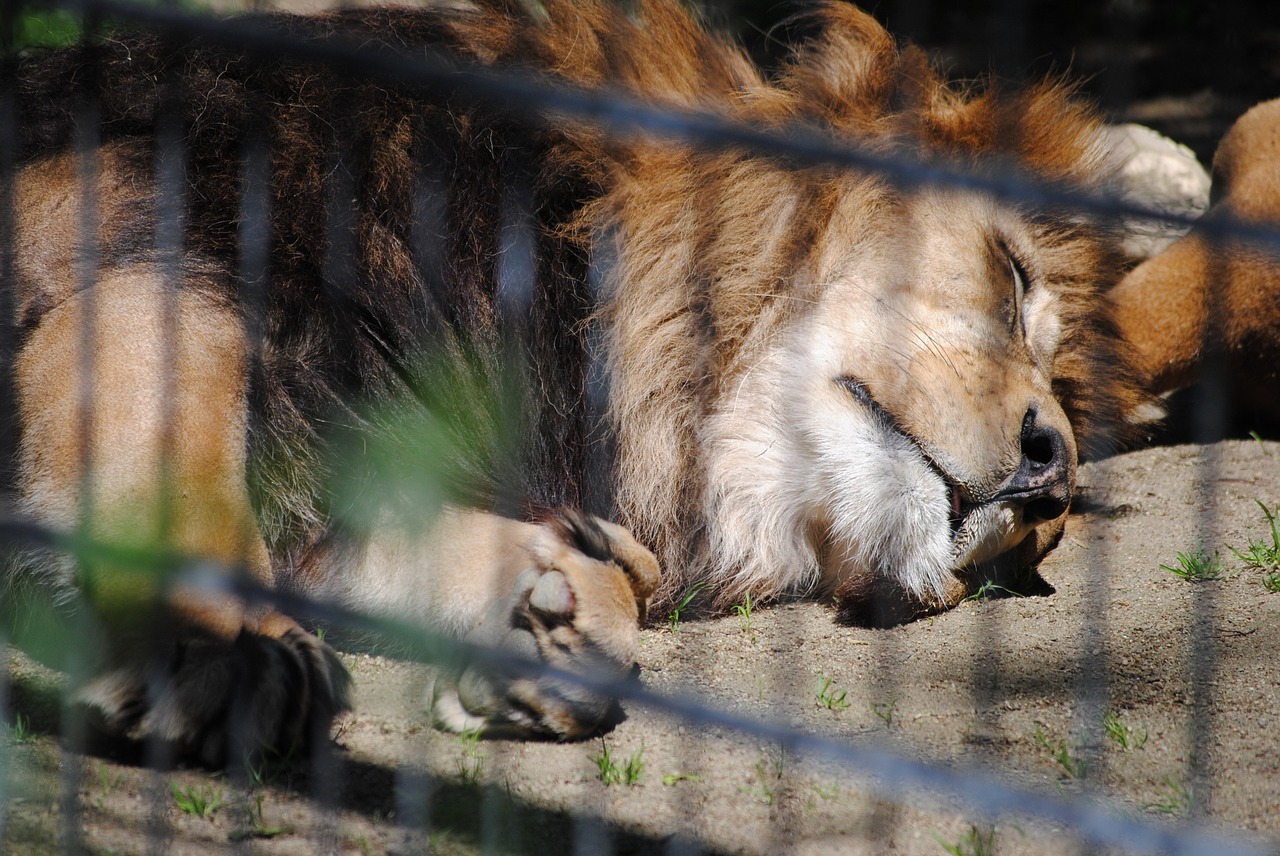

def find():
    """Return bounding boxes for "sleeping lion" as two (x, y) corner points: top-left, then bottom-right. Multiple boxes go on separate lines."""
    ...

(3, 0), (1204, 762)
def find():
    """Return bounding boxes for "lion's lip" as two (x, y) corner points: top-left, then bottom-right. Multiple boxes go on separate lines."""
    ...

(947, 481), (977, 535)
(838, 376), (979, 538)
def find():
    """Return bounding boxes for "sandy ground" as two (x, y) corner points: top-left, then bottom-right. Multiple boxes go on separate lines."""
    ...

(5, 438), (1280, 855)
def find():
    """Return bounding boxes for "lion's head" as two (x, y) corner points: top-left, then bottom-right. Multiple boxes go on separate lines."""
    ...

(585, 1), (1157, 625)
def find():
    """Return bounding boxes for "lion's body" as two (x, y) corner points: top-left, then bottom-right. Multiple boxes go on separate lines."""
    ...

(4, 0), (1155, 755)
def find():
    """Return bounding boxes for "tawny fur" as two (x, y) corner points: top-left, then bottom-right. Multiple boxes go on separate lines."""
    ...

(1111, 98), (1280, 422)
(4, 0), (1161, 754)
(583, 4), (1151, 608)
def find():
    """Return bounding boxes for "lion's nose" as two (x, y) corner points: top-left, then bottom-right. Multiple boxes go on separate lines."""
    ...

(994, 408), (1072, 523)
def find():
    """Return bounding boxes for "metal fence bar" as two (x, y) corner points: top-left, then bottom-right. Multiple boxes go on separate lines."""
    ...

(0, 2), (16, 841)
(1186, 249), (1233, 818)
(59, 16), (106, 853)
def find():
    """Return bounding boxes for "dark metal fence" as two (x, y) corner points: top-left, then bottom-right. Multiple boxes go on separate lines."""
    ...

(2, 1), (1278, 854)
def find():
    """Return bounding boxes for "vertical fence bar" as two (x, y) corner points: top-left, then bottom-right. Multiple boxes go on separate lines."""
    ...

(232, 105), (273, 843)
(491, 165), (542, 856)
(401, 106), (451, 854)
(60, 8), (107, 852)
(312, 89), (358, 854)
(0, 0), (17, 835)
(238, 120), (271, 357)
(139, 55), (188, 856)
(1187, 288), (1230, 820)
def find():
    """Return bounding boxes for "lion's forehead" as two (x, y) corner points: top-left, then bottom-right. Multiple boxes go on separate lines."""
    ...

(815, 190), (1073, 302)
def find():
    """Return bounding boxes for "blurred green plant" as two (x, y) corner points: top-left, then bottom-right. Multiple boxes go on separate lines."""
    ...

(9, 0), (221, 51)
(816, 676), (849, 711)
(13, 9), (83, 49)
(935, 825), (996, 856)
(325, 346), (526, 537)
(2, 344), (526, 679)
(1102, 711), (1148, 751)
(593, 740), (643, 786)
(3, 712), (32, 744)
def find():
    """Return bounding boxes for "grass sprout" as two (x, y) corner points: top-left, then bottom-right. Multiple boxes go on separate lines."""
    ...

(1231, 499), (1280, 574)
(731, 593), (754, 635)
(1161, 548), (1224, 582)
(1145, 778), (1192, 816)
(811, 782), (839, 800)
(746, 752), (785, 806)
(1102, 711), (1147, 751)
(816, 676), (850, 711)
(934, 825), (996, 856)
(594, 740), (643, 786)
(871, 698), (898, 727)
(4, 712), (32, 744)
(1033, 724), (1086, 779)
(241, 747), (295, 791)
(229, 792), (291, 841)
(95, 762), (123, 809)
(170, 780), (224, 819)
(455, 727), (486, 784)
(667, 581), (707, 633)
(961, 581), (1026, 603)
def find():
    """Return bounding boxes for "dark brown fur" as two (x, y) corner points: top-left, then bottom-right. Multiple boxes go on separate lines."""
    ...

(13, 4), (616, 569)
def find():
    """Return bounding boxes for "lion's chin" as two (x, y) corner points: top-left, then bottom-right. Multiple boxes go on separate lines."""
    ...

(833, 516), (1057, 628)
(821, 468), (1065, 627)
(950, 501), (1026, 569)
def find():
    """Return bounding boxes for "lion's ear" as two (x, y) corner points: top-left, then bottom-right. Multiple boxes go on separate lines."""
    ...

(1095, 123), (1211, 263)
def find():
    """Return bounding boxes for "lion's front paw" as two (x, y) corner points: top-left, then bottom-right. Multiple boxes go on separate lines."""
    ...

(74, 610), (352, 767)
(432, 511), (660, 740)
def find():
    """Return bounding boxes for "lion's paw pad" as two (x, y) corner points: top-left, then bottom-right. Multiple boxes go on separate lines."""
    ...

(433, 510), (659, 740)
(525, 569), (576, 618)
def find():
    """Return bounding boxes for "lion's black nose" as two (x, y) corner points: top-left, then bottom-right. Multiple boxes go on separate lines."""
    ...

(994, 409), (1072, 523)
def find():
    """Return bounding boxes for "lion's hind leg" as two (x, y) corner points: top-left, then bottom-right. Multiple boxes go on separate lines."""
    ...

(14, 265), (350, 765)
